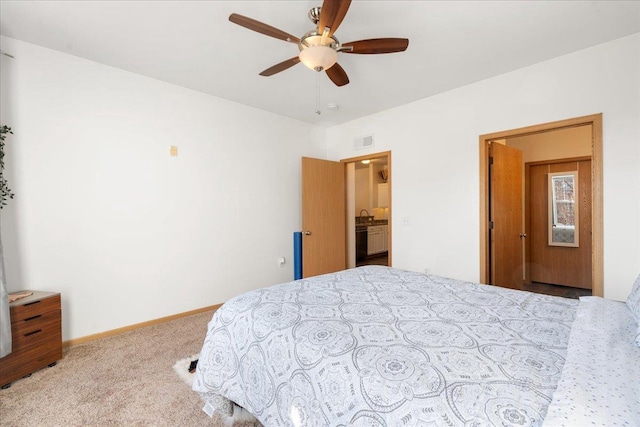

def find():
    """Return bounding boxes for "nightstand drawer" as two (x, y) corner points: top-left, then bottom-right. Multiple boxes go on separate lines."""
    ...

(12, 310), (62, 351)
(11, 294), (61, 322)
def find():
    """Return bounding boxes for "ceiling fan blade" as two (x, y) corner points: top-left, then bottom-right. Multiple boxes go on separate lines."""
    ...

(318, 0), (352, 36)
(326, 63), (349, 87)
(229, 13), (300, 44)
(342, 38), (409, 54)
(259, 57), (301, 77)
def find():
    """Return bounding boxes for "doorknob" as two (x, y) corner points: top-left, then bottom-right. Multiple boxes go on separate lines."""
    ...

(304, 231), (312, 235)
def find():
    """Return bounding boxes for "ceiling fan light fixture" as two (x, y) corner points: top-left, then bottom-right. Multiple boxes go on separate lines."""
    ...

(228, 3), (408, 87)
(299, 45), (337, 72)
(298, 31), (339, 72)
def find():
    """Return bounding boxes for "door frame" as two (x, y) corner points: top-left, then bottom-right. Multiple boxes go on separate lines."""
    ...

(479, 114), (603, 296)
(341, 150), (392, 267)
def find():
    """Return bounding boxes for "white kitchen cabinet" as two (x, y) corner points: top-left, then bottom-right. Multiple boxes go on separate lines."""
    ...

(367, 225), (388, 255)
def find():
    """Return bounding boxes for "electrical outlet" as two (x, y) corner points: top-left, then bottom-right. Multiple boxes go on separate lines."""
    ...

(424, 268), (430, 274)
(402, 217), (410, 226)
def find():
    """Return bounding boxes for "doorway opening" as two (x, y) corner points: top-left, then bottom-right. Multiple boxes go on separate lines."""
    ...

(342, 151), (392, 269)
(479, 114), (603, 297)
(524, 155), (592, 299)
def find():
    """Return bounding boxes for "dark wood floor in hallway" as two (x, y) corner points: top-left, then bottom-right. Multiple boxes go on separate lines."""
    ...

(357, 253), (389, 267)
(523, 281), (591, 299)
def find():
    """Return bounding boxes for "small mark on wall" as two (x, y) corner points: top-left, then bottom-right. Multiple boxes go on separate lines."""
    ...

(170, 146), (178, 157)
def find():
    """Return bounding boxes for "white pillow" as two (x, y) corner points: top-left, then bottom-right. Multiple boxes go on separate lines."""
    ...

(625, 273), (640, 346)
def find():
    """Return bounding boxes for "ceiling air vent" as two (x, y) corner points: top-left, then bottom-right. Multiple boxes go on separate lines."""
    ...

(353, 135), (375, 150)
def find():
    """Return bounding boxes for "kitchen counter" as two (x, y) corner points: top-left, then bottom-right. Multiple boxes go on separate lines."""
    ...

(355, 217), (388, 226)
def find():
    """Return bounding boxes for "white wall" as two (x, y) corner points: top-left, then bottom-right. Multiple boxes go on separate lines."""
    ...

(0, 37), (325, 340)
(508, 125), (593, 163)
(325, 33), (640, 301)
(355, 167), (370, 215)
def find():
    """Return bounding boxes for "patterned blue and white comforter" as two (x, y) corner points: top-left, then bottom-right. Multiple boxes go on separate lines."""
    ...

(542, 296), (640, 426)
(193, 266), (579, 426)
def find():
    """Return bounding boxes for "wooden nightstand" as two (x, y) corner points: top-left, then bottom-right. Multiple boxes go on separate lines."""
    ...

(0, 291), (62, 388)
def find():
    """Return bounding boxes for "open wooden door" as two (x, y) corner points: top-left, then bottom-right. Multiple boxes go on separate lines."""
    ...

(489, 143), (524, 289)
(301, 157), (346, 278)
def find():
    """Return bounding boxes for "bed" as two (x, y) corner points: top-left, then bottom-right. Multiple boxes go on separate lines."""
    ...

(192, 266), (640, 426)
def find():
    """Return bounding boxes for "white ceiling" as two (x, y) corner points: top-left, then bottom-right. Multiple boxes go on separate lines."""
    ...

(1, 1), (639, 127)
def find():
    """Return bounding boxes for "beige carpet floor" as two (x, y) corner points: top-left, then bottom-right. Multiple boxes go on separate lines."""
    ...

(0, 310), (259, 426)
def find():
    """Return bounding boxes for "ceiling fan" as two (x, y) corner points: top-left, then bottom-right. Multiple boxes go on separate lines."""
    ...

(229, 0), (409, 87)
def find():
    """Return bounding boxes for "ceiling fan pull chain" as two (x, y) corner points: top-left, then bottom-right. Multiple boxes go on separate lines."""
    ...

(315, 73), (321, 115)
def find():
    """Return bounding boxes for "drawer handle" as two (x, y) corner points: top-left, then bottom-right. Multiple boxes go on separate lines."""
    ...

(24, 315), (42, 322)
(24, 300), (41, 307)
(24, 329), (42, 337)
